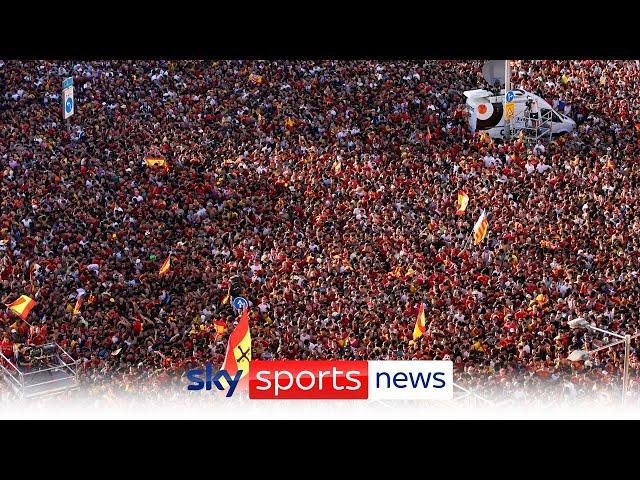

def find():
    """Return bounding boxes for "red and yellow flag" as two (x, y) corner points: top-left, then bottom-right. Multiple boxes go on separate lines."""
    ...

(473, 211), (489, 244)
(73, 294), (84, 315)
(413, 303), (427, 340)
(6, 295), (37, 321)
(159, 255), (171, 275)
(456, 191), (469, 216)
(214, 320), (228, 335)
(219, 307), (251, 389)
(145, 157), (166, 168)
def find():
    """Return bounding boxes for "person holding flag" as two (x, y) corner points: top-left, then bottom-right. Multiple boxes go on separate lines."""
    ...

(73, 293), (85, 315)
(144, 157), (166, 168)
(413, 302), (427, 340)
(6, 295), (37, 321)
(218, 306), (251, 390)
(159, 255), (171, 275)
(214, 320), (228, 336)
(473, 211), (489, 244)
(456, 191), (469, 216)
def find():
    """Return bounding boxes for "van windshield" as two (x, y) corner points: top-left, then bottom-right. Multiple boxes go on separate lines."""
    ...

(541, 108), (563, 123)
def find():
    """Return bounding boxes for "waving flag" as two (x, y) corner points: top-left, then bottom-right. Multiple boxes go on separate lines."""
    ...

(159, 255), (171, 275)
(473, 211), (489, 244)
(73, 294), (84, 315)
(6, 295), (37, 321)
(456, 191), (469, 216)
(413, 303), (427, 340)
(219, 307), (251, 390)
(144, 157), (166, 167)
(214, 320), (228, 335)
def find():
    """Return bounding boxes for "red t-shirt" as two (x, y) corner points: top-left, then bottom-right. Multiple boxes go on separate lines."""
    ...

(1, 339), (13, 357)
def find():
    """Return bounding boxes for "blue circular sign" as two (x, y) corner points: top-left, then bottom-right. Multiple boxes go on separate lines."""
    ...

(232, 296), (248, 310)
(65, 97), (73, 113)
(506, 91), (514, 103)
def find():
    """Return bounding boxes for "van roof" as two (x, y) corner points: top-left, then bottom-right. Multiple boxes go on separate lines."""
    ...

(463, 89), (493, 99)
(464, 88), (554, 110)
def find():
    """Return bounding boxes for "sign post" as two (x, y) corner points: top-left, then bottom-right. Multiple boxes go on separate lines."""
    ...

(62, 76), (74, 130)
(232, 296), (249, 312)
(505, 100), (515, 121)
(503, 60), (511, 141)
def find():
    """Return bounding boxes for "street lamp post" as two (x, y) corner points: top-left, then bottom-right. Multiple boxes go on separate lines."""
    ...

(623, 334), (631, 405)
(568, 318), (637, 406)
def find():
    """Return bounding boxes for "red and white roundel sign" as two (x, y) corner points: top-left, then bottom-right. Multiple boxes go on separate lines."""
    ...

(476, 100), (503, 129)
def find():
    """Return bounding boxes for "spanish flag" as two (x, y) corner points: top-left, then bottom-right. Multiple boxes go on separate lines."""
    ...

(413, 303), (427, 340)
(333, 160), (342, 174)
(456, 191), (469, 216)
(6, 295), (37, 321)
(473, 211), (489, 244)
(159, 255), (171, 275)
(214, 320), (228, 335)
(73, 294), (84, 315)
(145, 157), (166, 167)
(219, 307), (251, 389)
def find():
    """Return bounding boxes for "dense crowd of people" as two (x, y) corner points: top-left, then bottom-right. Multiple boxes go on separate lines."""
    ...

(1, 59), (639, 404)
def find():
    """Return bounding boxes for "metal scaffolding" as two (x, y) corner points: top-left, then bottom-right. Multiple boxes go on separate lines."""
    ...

(0, 343), (79, 399)
(514, 109), (553, 146)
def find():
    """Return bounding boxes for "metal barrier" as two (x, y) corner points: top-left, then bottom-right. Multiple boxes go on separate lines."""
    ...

(0, 343), (79, 399)
(450, 382), (496, 408)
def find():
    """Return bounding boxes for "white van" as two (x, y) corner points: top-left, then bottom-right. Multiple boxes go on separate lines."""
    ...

(463, 88), (576, 139)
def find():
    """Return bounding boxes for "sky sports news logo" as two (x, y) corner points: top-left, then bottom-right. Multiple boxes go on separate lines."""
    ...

(186, 361), (453, 400)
